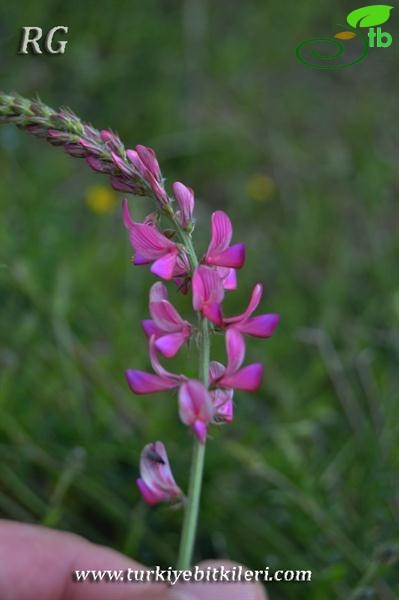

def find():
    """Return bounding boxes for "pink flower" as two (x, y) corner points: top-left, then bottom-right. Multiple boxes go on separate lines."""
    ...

(126, 145), (167, 204)
(192, 265), (225, 325)
(178, 380), (215, 443)
(204, 211), (246, 270)
(136, 441), (182, 505)
(209, 329), (263, 421)
(142, 282), (192, 358)
(172, 182), (195, 229)
(123, 200), (181, 280)
(125, 336), (186, 395)
(224, 283), (280, 338)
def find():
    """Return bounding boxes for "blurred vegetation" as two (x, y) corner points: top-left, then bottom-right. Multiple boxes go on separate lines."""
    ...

(1, 1), (399, 598)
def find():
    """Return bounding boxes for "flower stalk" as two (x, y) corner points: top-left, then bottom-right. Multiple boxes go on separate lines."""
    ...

(0, 91), (280, 568)
(176, 315), (210, 568)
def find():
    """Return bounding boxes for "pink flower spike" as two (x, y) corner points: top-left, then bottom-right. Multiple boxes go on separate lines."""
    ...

(179, 380), (214, 443)
(224, 283), (280, 339)
(192, 266), (224, 325)
(122, 201), (181, 280)
(173, 182), (195, 228)
(205, 211), (246, 269)
(137, 441), (182, 505)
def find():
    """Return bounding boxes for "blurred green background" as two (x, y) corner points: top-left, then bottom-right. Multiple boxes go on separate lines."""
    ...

(1, 1), (398, 598)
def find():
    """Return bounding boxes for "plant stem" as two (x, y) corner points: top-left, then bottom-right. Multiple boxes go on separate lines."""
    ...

(172, 209), (210, 569)
(177, 316), (210, 569)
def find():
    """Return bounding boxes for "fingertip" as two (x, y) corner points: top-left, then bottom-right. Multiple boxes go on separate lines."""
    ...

(170, 560), (268, 600)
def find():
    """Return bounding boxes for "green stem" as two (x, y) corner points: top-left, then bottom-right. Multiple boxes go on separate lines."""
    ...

(163, 203), (211, 568)
(177, 316), (210, 569)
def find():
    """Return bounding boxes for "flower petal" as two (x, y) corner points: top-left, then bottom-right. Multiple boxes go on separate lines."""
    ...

(173, 182), (195, 227)
(125, 370), (177, 394)
(148, 336), (183, 381)
(150, 299), (187, 331)
(136, 478), (160, 505)
(192, 420), (207, 443)
(130, 223), (176, 260)
(155, 332), (187, 358)
(178, 380), (214, 426)
(133, 252), (152, 266)
(220, 363), (263, 391)
(192, 266), (225, 311)
(122, 199), (135, 229)
(211, 389), (234, 422)
(203, 302), (223, 326)
(220, 268), (237, 290)
(126, 149), (147, 177)
(149, 282), (168, 303)
(141, 319), (161, 338)
(235, 313), (280, 338)
(151, 251), (178, 280)
(207, 211), (232, 256)
(224, 284), (263, 324)
(136, 145), (161, 180)
(225, 329), (246, 374)
(207, 243), (246, 269)
(138, 442), (182, 504)
(209, 361), (226, 383)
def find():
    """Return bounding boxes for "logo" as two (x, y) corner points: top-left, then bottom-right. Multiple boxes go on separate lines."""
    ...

(296, 5), (393, 69)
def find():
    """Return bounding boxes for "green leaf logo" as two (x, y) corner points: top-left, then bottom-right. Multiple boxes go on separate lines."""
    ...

(347, 5), (393, 28)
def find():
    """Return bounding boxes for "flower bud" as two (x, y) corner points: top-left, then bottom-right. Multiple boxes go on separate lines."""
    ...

(136, 441), (182, 505)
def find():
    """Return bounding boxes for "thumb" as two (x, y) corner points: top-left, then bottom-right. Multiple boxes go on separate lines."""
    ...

(136, 560), (268, 600)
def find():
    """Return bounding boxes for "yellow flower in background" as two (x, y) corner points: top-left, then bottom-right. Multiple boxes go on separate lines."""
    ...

(85, 185), (117, 214)
(246, 174), (276, 203)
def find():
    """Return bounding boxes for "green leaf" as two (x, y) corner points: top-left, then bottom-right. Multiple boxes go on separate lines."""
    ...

(347, 5), (393, 28)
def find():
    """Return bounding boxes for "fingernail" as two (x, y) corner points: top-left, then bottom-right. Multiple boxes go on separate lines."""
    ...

(169, 581), (265, 600)
(168, 591), (198, 600)
(168, 560), (268, 600)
